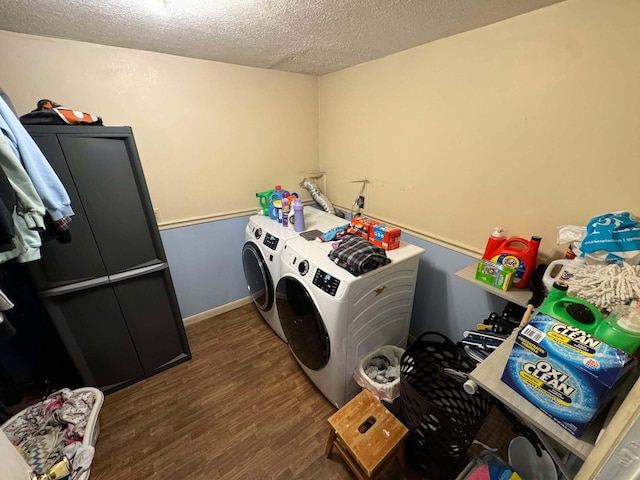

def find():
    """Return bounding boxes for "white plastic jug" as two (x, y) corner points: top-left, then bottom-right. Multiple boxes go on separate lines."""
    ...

(542, 257), (586, 292)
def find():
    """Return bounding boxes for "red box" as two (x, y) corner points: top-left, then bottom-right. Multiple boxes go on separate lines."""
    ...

(348, 216), (381, 239)
(370, 223), (402, 250)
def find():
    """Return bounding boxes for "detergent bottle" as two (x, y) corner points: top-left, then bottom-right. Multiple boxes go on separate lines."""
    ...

(256, 189), (275, 216)
(281, 197), (290, 227)
(268, 185), (283, 221)
(482, 227), (506, 260)
(484, 235), (541, 289)
(540, 282), (640, 354)
(292, 198), (305, 232)
(542, 257), (586, 292)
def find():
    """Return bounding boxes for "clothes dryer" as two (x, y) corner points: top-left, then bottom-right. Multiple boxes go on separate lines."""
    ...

(242, 209), (347, 342)
(276, 236), (424, 408)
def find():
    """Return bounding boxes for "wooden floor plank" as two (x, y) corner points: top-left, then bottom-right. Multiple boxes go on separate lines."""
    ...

(89, 303), (513, 479)
(90, 304), (362, 480)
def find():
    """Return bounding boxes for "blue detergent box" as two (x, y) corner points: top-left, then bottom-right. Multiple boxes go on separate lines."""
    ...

(501, 312), (633, 437)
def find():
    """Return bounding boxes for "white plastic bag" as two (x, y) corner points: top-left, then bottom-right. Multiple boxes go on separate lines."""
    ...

(557, 212), (640, 265)
(353, 345), (404, 401)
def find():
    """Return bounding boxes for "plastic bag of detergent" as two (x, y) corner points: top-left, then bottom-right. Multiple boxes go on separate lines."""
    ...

(557, 212), (640, 265)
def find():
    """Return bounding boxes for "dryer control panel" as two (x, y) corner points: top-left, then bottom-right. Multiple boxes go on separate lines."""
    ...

(263, 233), (280, 251)
(313, 268), (340, 297)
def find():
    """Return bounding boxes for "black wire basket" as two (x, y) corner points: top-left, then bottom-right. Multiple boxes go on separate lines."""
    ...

(399, 332), (492, 478)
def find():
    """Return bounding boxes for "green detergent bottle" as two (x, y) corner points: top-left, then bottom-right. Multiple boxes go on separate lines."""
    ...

(256, 189), (275, 216)
(539, 282), (640, 354)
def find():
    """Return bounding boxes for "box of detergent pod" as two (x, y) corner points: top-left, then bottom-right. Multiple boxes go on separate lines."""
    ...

(501, 312), (634, 437)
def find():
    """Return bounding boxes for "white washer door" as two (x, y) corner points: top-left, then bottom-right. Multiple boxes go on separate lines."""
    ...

(276, 276), (329, 370)
(242, 242), (274, 312)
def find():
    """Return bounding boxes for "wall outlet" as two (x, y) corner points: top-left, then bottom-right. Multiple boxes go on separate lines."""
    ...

(153, 208), (161, 222)
(357, 195), (365, 209)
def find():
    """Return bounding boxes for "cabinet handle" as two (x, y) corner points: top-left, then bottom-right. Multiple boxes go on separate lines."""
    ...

(108, 263), (167, 283)
(40, 276), (111, 297)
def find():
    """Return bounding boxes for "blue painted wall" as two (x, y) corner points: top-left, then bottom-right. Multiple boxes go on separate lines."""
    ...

(161, 216), (507, 341)
(160, 215), (251, 318)
(402, 233), (507, 340)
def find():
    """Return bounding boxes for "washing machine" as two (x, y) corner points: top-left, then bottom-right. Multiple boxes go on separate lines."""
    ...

(276, 235), (424, 408)
(242, 209), (348, 342)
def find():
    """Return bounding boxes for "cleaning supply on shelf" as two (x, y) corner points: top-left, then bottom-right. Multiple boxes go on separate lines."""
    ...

(482, 227), (505, 260)
(281, 197), (290, 227)
(274, 199), (283, 223)
(255, 189), (274, 216)
(292, 198), (305, 232)
(542, 257), (586, 292)
(475, 260), (516, 292)
(268, 186), (283, 221)
(540, 282), (640, 354)
(348, 215), (381, 239)
(370, 222), (402, 250)
(483, 235), (541, 288)
(502, 306), (634, 437)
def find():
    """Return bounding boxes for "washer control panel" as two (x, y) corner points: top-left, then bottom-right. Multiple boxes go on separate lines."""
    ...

(263, 233), (279, 251)
(313, 268), (340, 297)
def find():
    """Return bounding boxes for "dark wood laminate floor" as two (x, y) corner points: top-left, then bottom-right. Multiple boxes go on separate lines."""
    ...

(90, 304), (386, 479)
(89, 304), (514, 480)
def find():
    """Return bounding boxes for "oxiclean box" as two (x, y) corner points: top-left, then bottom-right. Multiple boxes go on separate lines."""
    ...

(501, 312), (632, 437)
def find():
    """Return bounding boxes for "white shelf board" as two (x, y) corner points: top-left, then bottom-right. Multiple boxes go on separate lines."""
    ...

(455, 263), (532, 308)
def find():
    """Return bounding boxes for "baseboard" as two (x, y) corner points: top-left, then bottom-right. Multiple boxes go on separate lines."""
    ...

(183, 296), (253, 326)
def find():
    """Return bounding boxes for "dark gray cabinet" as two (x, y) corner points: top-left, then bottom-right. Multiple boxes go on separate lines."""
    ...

(25, 126), (191, 393)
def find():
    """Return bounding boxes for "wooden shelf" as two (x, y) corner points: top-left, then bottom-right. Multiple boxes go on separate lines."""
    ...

(470, 331), (597, 460)
(454, 263), (532, 308)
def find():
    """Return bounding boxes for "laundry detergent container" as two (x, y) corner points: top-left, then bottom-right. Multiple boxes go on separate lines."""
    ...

(399, 332), (491, 478)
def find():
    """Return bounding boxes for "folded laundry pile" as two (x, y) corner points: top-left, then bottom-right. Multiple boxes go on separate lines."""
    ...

(329, 235), (390, 276)
(2, 388), (96, 478)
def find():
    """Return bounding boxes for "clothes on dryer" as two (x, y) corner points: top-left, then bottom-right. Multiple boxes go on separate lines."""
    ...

(329, 235), (390, 276)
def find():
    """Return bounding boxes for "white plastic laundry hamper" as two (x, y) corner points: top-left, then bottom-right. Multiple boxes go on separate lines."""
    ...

(1, 387), (104, 480)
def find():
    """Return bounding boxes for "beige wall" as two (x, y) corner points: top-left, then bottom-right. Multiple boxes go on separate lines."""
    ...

(2, 0), (638, 254)
(319, 0), (640, 260)
(0, 30), (318, 226)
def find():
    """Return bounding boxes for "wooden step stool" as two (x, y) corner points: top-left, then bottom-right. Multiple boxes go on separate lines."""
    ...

(325, 390), (408, 480)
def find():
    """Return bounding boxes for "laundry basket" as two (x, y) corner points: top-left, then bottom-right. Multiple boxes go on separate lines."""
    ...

(399, 332), (492, 478)
(2, 387), (103, 480)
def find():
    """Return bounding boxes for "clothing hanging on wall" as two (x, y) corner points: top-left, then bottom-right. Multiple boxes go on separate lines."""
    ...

(0, 97), (73, 222)
(0, 165), (16, 252)
(0, 134), (44, 264)
(0, 95), (74, 264)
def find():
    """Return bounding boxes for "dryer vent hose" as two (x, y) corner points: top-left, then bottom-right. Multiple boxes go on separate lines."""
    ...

(300, 178), (344, 218)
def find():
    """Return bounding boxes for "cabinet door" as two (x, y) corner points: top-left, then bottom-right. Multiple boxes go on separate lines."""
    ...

(112, 269), (190, 375)
(27, 133), (107, 289)
(43, 285), (144, 390)
(58, 134), (164, 274)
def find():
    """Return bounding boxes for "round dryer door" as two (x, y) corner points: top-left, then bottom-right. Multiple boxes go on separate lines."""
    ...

(242, 242), (274, 311)
(276, 276), (329, 371)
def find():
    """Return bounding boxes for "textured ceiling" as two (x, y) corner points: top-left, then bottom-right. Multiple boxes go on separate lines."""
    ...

(0, 0), (563, 76)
